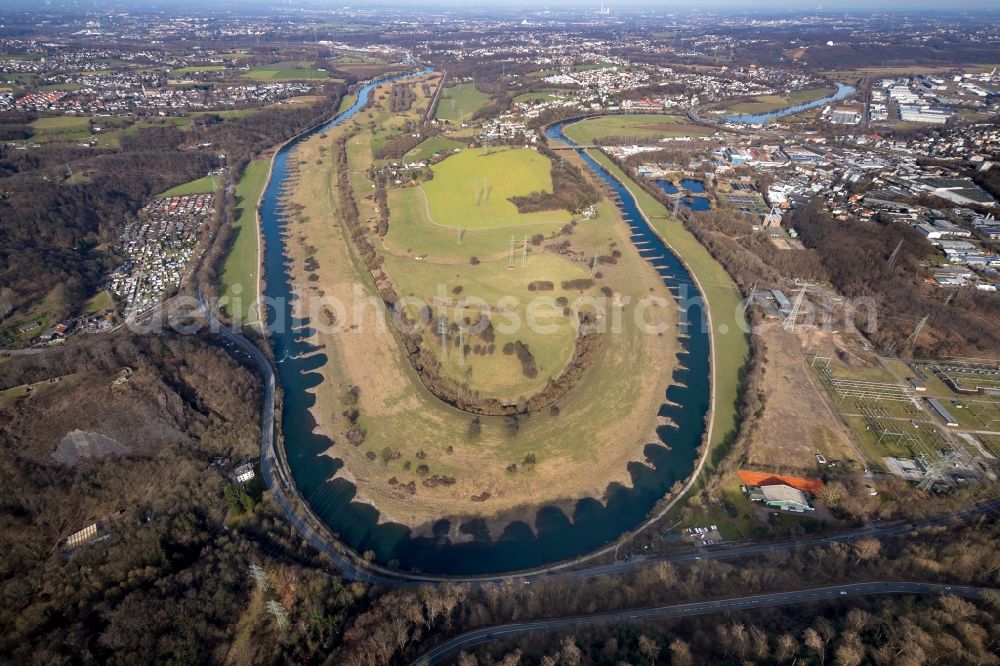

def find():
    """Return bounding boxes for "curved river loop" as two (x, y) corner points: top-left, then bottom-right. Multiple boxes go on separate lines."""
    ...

(722, 82), (856, 125)
(259, 70), (715, 575)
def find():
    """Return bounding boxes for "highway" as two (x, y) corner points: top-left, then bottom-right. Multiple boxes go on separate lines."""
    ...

(412, 581), (996, 665)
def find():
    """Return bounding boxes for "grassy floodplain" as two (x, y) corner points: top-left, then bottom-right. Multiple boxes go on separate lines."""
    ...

(562, 114), (713, 145)
(219, 159), (270, 327)
(280, 75), (681, 528)
(403, 135), (465, 162)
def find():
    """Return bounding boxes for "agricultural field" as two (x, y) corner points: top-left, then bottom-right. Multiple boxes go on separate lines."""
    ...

(434, 82), (491, 123)
(720, 86), (836, 115)
(219, 159), (270, 327)
(171, 65), (225, 77)
(244, 61), (330, 80)
(280, 75), (682, 527)
(28, 116), (91, 142)
(403, 135), (465, 163)
(420, 147), (571, 229)
(158, 173), (220, 198)
(562, 114), (712, 144)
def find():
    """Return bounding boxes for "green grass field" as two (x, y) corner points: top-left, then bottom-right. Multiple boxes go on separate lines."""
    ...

(563, 114), (712, 144)
(220, 159), (270, 327)
(245, 61), (330, 81)
(158, 174), (220, 198)
(30, 116), (89, 131)
(421, 147), (571, 229)
(434, 83), (491, 123)
(722, 86), (837, 115)
(404, 136), (466, 163)
(171, 65), (226, 77)
(28, 116), (91, 142)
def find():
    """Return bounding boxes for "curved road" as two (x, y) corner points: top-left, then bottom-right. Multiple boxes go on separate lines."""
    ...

(198, 287), (1000, 587)
(413, 581), (997, 665)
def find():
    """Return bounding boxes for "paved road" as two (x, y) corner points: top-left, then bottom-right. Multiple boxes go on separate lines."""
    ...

(195, 297), (1000, 589)
(196, 290), (399, 584)
(413, 581), (996, 665)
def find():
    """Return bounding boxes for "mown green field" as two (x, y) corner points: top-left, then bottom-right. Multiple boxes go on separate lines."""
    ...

(722, 86), (836, 114)
(434, 82), (491, 123)
(421, 147), (570, 229)
(220, 159), (270, 327)
(171, 65), (225, 77)
(30, 116), (89, 131)
(158, 174), (220, 198)
(403, 136), (466, 163)
(563, 114), (712, 144)
(384, 186), (562, 260)
(28, 116), (91, 142)
(245, 61), (330, 80)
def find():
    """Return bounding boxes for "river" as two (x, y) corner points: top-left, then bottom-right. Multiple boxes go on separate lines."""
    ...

(723, 82), (856, 125)
(259, 75), (712, 575)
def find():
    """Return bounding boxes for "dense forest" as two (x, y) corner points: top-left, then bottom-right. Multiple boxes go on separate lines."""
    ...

(791, 203), (1000, 357)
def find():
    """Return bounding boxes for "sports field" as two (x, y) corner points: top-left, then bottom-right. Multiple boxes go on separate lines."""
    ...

(434, 83), (491, 123)
(563, 114), (712, 145)
(421, 147), (571, 229)
(219, 159), (270, 327)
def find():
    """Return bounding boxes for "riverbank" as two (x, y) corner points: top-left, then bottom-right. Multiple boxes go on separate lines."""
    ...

(583, 149), (749, 476)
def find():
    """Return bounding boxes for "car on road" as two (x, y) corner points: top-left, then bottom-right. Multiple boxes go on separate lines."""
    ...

(839, 590), (848, 596)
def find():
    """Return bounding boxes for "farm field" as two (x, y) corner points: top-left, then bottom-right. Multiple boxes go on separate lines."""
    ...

(158, 173), (220, 198)
(29, 116), (90, 141)
(434, 82), (491, 123)
(219, 159), (270, 327)
(279, 75), (681, 527)
(403, 135), (465, 163)
(244, 61), (330, 80)
(420, 147), (571, 229)
(720, 86), (837, 115)
(562, 114), (712, 144)
(171, 65), (225, 77)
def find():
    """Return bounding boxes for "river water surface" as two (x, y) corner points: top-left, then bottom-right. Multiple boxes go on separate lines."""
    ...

(260, 77), (714, 574)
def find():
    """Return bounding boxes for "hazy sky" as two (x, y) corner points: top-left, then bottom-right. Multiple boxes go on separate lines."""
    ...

(5, 0), (1000, 12)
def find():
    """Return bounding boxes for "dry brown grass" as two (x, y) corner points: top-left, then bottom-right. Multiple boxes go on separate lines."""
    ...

(280, 77), (681, 528)
(746, 326), (866, 472)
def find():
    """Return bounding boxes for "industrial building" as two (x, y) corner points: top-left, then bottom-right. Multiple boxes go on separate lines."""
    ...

(748, 484), (814, 512)
(926, 397), (959, 427)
